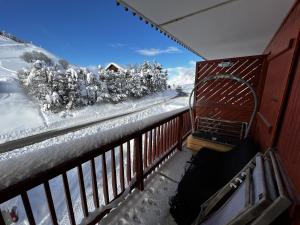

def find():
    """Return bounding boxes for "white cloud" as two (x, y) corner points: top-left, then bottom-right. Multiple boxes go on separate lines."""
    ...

(136, 46), (180, 56)
(189, 60), (196, 66)
(167, 64), (196, 86)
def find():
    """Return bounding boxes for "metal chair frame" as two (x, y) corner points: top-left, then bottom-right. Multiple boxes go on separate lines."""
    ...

(189, 74), (258, 139)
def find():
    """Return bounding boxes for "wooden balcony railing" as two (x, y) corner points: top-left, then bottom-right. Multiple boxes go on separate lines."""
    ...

(0, 108), (191, 225)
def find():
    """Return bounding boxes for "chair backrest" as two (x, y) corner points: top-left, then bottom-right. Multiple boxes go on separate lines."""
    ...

(189, 74), (258, 139)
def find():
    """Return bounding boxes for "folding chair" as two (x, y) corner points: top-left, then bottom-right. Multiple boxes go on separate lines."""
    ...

(192, 150), (291, 225)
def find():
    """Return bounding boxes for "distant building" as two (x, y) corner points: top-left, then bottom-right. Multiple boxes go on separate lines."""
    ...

(105, 63), (124, 73)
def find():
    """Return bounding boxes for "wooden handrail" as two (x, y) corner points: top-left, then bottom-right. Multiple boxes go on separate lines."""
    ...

(0, 108), (191, 225)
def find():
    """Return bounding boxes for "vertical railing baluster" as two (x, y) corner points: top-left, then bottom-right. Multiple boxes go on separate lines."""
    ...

(144, 132), (148, 168)
(21, 192), (36, 225)
(44, 181), (58, 225)
(174, 119), (176, 146)
(183, 114), (186, 135)
(165, 123), (167, 152)
(170, 120), (172, 148)
(177, 114), (183, 151)
(135, 135), (144, 190)
(90, 158), (100, 208)
(171, 120), (174, 147)
(176, 118), (178, 145)
(172, 119), (176, 146)
(62, 173), (76, 225)
(157, 126), (160, 157)
(119, 145), (125, 191)
(133, 140), (136, 175)
(111, 149), (117, 198)
(148, 130), (152, 165)
(171, 120), (173, 147)
(101, 154), (109, 205)
(159, 125), (163, 156)
(77, 165), (88, 218)
(171, 120), (174, 148)
(153, 128), (156, 161)
(166, 122), (169, 151)
(167, 122), (170, 150)
(170, 121), (172, 148)
(126, 141), (131, 184)
(163, 123), (166, 152)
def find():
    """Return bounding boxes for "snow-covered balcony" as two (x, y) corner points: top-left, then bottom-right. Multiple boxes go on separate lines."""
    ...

(0, 108), (191, 225)
(100, 148), (192, 225)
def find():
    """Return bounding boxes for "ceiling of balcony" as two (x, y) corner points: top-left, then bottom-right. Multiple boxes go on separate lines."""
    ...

(118, 0), (295, 59)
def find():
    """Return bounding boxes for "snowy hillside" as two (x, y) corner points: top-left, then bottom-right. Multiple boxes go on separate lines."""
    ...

(0, 34), (190, 144)
(0, 35), (58, 137)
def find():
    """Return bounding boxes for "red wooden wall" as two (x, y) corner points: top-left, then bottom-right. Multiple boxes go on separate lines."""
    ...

(255, 4), (300, 150)
(254, 1), (300, 223)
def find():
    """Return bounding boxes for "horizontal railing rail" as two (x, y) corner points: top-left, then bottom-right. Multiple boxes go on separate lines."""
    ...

(0, 108), (191, 225)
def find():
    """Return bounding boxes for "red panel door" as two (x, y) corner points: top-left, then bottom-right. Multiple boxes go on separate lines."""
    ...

(255, 36), (300, 149)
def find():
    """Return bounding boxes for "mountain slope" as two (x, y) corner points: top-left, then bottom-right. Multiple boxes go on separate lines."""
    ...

(0, 35), (59, 138)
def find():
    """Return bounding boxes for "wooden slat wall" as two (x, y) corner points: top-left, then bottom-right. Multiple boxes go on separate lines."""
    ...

(195, 55), (267, 133)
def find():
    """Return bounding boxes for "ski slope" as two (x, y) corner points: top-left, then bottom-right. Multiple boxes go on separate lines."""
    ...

(0, 36), (57, 138)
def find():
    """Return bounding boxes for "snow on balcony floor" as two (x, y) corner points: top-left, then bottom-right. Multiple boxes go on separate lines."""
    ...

(100, 148), (192, 225)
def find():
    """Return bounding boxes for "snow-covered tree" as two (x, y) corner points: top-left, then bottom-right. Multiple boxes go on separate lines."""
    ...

(18, 60), (169, 112)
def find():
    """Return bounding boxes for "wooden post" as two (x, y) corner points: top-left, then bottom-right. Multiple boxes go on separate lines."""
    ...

(21, 192), (36, 225)
(135, 135), (144, 191)
(177, 115), (183, 151)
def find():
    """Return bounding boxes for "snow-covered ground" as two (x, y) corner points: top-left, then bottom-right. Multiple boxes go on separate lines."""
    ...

(100, 149), (192, 225)
(0, 89), (179, 144)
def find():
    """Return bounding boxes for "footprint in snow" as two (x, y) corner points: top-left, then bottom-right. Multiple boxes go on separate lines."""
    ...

(117, 218), (128, 225)
(138, 206), (146, 213)
(124, 210), (142, 224)
(142, 198), (158, 206)
(132, 213), (142, 224)
(155, 209), (161, 216)
(124, 212), (130, 220)
(147, 188), (155, 194)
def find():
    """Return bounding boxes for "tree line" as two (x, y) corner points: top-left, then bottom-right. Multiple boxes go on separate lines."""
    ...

(18, 51), (168, 112)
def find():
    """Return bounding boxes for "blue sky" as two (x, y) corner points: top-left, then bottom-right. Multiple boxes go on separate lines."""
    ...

(0, 0), (201, 80)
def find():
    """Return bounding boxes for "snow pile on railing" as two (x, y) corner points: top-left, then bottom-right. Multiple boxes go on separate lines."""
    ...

(0, 107), (188, 191)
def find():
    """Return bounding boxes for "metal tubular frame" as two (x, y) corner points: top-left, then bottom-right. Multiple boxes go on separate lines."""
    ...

(189, 74), (258, 138)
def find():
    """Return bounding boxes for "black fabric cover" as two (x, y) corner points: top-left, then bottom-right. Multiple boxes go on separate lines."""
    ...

(169, 139), (258, 225)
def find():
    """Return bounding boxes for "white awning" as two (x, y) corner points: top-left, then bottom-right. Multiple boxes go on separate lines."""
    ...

(117, 0), (295, 59)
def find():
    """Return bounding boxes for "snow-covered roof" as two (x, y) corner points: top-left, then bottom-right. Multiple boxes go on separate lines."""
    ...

(117, 0), (294, 59)
(105, 62), (125, 72)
